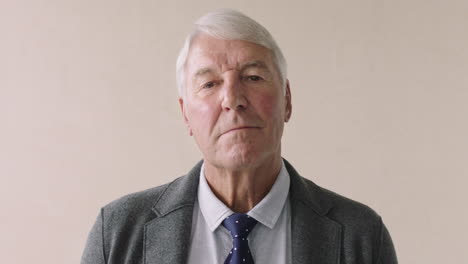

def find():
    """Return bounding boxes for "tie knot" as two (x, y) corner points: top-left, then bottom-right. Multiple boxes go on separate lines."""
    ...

(222, 213), (258, 239)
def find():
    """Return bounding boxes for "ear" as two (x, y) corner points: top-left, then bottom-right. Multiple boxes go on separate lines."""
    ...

(178, 97), (193, 136)
(284, 80), (292, 122)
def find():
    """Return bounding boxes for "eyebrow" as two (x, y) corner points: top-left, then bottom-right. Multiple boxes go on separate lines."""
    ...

(194, 67), (214, 77)
(241, 60), (269, 71)
(192, 60), (270, 79)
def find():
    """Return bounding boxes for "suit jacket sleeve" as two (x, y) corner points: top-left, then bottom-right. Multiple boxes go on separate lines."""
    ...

(377, 217), (398, 264)
(81, 209), (106, 264)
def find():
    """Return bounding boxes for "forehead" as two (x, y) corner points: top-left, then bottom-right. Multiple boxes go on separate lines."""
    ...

(185, 34), (275, 73)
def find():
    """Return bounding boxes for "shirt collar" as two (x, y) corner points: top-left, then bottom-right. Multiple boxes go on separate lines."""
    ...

(197, 160), (290, 232)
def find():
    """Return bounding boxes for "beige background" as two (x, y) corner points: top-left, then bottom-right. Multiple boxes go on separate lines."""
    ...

(1, 0), (467, 263)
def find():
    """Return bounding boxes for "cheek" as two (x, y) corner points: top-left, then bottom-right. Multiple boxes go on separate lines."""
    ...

(186, 100), (219, 135)
(254, 92), (284, 118)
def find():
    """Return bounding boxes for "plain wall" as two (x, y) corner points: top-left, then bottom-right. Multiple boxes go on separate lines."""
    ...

(1, 0), (467, 263)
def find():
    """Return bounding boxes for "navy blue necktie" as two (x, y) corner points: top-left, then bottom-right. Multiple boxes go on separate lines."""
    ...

(222, 213), (258, 264)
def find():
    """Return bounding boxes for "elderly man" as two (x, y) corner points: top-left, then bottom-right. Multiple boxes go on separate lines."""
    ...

(81, 9), (397, 264)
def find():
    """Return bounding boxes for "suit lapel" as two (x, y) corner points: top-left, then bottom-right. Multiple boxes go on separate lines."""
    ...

(291, 201), (342, 264)
(286, 160), (342, 264)
(144, 207), (193, 264)
(143, 162), (202, 264)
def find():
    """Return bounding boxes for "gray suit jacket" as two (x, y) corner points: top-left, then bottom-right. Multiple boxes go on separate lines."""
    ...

(81, 160), (397, 264)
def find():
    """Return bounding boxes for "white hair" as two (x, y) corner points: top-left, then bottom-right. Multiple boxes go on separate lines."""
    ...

(175, 9), (287, 97)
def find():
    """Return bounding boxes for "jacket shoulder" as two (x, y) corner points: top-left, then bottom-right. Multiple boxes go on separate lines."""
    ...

(320, 185), (381, 222)
(297, 175), (383, 238)
(104, 183), (168, 214)
(316, 182), (397, 263)
(100, 175), (187, 230)
(291, 170), (397, 264)
(297, 175), (381, 221)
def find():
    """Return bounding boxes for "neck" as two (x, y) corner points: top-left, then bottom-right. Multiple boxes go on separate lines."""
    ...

(203, 155), (282, 213)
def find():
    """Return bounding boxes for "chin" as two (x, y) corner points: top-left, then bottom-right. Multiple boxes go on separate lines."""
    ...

(217, 147), (268, 170)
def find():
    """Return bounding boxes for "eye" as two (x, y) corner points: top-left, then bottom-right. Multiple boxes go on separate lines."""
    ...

(246, 75), (263, 82)
(201, 81), (216, 89)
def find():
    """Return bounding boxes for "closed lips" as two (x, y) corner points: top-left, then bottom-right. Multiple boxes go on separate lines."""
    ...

(223, 126), (260, 134)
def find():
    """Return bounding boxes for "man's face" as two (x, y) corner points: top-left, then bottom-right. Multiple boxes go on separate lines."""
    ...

(179, 34), (292, 170)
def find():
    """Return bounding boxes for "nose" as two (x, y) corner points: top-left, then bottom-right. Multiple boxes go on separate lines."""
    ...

(221, 78), (248, 111)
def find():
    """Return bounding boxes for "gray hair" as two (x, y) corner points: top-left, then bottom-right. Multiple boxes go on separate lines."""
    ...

(175, 9), (287, 97)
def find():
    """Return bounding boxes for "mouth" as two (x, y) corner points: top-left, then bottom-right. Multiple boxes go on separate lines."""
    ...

(222, 126), (261, 135)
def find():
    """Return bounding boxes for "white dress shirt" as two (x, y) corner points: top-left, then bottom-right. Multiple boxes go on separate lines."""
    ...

(187, 161), (291, 264)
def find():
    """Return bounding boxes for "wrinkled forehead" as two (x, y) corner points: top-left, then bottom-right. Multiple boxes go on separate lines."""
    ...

(185, 34), (276, 76)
